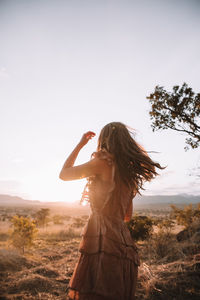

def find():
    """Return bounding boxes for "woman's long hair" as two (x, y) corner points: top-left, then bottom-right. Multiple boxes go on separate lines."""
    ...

(97, 122), (164, 195)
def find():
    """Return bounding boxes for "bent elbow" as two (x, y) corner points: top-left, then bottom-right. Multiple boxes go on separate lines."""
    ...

(59, 171), (70, 181)
(59, 172), (65, 181)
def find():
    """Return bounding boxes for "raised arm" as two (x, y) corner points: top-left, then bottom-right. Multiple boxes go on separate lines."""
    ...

(59, 131), (99, 181)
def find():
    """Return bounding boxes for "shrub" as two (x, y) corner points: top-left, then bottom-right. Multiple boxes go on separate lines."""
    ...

(126, 215), (154, 241)
(63, 215), (71, 222)
(52, 214), (64, 225)
(156, 218), (175, 233)
(151, 230), (176, 260)
(33, 208), (50, 227)
(72, 217), (86, 228)
(10, 216), (38, 253)
(170, 203), (200, 229)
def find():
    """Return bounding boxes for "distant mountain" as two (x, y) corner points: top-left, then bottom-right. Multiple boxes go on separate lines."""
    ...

(133, 194), (200, 208)
(0, 194), (41, 206)
(0, 193), (199, 208)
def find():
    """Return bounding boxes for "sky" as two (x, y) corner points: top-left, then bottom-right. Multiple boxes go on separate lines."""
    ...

(0, 0), (200, 203)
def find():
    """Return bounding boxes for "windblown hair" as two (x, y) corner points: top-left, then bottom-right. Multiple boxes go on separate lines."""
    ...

(97, 122), (164, 195)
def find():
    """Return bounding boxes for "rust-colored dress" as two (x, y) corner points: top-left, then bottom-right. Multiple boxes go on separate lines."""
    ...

(68, 151), (140, 300)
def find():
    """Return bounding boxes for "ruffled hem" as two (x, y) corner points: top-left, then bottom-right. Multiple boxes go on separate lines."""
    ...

(68, 213), (139, 300)
(68, 288), (111, 300)
(68, 252), (138, 300)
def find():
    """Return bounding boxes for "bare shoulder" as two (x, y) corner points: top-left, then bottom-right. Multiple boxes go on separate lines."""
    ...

(90, 155), (111, 170)
(92, 150), (114, 164)
(91, 150), (114, 181)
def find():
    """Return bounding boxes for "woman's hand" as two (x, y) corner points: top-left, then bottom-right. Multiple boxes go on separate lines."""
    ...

(59, 131), (96, 180)
(79, 131), (96, 147)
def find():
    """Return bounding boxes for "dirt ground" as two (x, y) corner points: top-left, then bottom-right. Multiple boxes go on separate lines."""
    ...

(0, 207), (200, 300)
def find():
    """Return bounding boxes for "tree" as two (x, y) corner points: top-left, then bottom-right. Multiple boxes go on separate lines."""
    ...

(147, 83), (200, 150)
(34, 208), (50, 227)
(10, 216), (38, 254)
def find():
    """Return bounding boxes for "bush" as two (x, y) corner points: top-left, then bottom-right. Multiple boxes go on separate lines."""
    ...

(72, 217), (86, 228)
(155, 218), (175, 233)
(33, 208), (50, 227)
(126, 215), (154, 241)
(52, 214), (64, 225)
(151, 230), (176, 260)
(170, 203), (200, 229)
(10, 216), (38, 253)
(63, 215), (71, 222)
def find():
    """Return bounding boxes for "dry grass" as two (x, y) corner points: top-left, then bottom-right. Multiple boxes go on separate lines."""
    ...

(0, 238), (79, 299)
(0, 215), (82, 299)
(0, 210), (200, 299)
(9, 274), (54, 295)
(136, 222), (200, 300)
(137, 259), (200, 300)
(142, 231), (183, 263)
(0, 231), (9, 242)
(38, 227), (81, 242)
(0, 249), (37, 272)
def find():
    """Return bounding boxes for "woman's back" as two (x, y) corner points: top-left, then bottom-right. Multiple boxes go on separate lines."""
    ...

(82, 150), (133, 220)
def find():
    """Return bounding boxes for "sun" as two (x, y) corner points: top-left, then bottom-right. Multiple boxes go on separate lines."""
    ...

(22, 174), (87, 203)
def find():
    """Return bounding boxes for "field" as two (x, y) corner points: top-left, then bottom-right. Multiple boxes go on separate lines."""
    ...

(0, 204), (200, 300)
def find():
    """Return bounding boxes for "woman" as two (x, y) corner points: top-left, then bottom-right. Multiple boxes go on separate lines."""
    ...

(59, 122), (163, 300)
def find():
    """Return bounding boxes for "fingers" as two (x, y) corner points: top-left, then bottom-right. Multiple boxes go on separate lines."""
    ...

(85, 131), (96, 140)
(79, 131), (96, 146)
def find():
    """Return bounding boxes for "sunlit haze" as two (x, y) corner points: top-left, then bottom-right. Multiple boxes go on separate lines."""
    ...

(1, 0), (200, 203)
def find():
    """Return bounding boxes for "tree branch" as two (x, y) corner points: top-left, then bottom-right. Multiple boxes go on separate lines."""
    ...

(165, 124), (200, 140)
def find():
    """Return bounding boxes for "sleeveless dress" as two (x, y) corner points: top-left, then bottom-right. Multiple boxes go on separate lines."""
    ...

(68, 150), (140, 300)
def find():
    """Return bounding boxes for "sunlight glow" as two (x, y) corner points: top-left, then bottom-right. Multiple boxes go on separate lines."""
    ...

(81, 199), (88, 206)
(21, 174), (86, 203)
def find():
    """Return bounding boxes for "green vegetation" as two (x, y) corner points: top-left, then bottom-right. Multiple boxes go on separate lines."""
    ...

(10, 216), (38, 253)
(33, 208), (50, 227)
(52, 214), (64, 225)
(170, 203), (200, 228)
(126, 215), (154, 241)
(147, 82), (200, 151)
